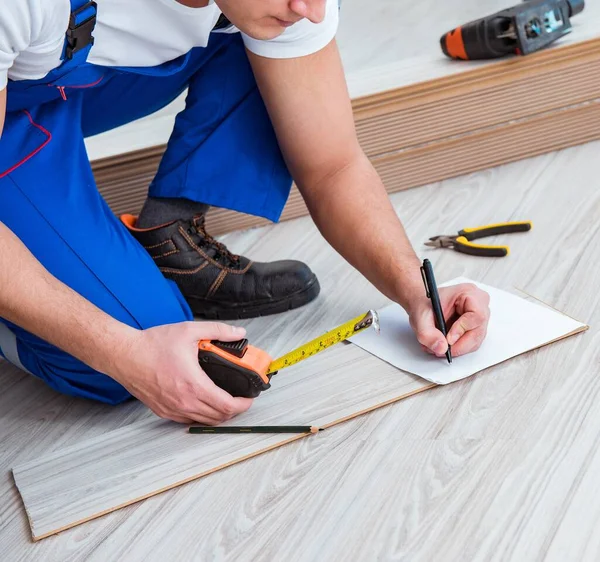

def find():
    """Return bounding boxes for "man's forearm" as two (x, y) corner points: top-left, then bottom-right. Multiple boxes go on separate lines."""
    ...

(248, 42), (423, 308)
(299, 153), (424, 310)
(0, 222), (136, 375)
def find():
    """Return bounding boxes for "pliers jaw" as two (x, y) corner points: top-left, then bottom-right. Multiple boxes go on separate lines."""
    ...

(424, 235), (457, 249)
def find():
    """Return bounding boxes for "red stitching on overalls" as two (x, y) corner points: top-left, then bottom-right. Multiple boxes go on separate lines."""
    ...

(50, 76), (104, 101)
(0, 111), (52, 179)
(65, 76), (104, 89)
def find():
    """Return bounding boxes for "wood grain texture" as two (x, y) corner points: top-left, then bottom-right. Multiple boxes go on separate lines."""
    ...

(13, 345), (434, 540)
(2, 141), (600, 559)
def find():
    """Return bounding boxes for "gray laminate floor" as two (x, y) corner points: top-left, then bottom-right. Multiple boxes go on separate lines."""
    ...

(2, 139), (600, 560)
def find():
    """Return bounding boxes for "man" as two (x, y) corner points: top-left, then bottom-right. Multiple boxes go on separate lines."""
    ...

(0, 0), (490, 425)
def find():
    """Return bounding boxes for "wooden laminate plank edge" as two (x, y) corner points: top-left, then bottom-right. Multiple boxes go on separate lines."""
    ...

(357, 75), (600, 155)
(350, 37), (600, 110)
(18, 383), (436, 541)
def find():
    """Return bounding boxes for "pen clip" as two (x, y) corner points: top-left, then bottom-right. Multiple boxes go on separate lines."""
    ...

(420, 266), (431, 298)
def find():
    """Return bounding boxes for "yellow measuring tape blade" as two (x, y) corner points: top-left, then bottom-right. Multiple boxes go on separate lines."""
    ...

(266, 310), (379, 375)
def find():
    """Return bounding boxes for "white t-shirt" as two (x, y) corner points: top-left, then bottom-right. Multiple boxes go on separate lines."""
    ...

(0, 0), (339, 90)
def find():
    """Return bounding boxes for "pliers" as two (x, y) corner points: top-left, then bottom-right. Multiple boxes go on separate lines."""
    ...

(425, 221), (532, 257)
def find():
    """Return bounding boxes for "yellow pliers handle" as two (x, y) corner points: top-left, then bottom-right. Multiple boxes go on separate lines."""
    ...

(454, 221), (532, 257)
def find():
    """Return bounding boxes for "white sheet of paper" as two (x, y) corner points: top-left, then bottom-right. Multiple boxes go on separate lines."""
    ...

(350, 277), (587, 385)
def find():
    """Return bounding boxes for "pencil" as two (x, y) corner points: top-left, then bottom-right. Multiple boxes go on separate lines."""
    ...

(188, 425), (322, 434)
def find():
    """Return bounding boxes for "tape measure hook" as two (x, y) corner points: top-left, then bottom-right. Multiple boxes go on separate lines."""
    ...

(371, 310), (381, 334)
(355, 310), (380, 334)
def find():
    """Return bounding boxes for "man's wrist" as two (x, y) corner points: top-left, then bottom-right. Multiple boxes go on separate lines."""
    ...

(392, 257), (427, 314)
(87, 321), (141, 383)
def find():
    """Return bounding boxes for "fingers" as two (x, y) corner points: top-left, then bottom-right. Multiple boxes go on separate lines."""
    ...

(200, 383), (254, 418)
(448, 326), (487, 357)
(184, 395), (252, 426)
(185, 321), (246, 342)
(152, 399), (225, 426)
(185, 382), (253, 424)
(447, 310), (484, 346)
(194, 372), (253, 416)
(411, 284), (491, 359)
(444, 290), (490, 355)
(157, 392), (253, 426)
(154, 410), (221, 426)
(151, 367), (254, 425)
(414, 323), (449, 357)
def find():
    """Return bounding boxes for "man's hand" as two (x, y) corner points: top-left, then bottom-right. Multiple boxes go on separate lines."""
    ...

(408, 283), (491, 358)
(112, 322), (253, 425)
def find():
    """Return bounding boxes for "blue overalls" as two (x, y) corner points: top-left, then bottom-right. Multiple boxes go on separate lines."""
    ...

(0, 0), (292, 404)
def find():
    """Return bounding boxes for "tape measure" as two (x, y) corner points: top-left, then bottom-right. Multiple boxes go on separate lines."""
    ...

(198, 310), (380, 398)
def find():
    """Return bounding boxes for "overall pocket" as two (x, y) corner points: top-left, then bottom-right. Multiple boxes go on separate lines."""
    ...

(6, 65), (106, 111)
(0, 111), (52, 178)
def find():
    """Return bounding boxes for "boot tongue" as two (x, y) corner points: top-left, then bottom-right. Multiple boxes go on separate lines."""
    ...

(192, 215), (210, 233)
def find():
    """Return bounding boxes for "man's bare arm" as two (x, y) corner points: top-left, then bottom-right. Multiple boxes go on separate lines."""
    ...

(248, 41), (490, 356)
(0, 221), (136, 375)
(248, 42), (423, 307)
(0, 222), (252, 422)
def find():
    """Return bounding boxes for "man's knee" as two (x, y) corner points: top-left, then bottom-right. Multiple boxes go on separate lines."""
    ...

(0, 320), (131, 405)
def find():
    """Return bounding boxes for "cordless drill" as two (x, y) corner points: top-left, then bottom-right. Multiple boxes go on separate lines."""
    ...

(440, 0), (585, 60)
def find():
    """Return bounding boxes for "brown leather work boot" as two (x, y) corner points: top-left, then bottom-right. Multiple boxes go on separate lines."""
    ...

(121, 214), (320, 320)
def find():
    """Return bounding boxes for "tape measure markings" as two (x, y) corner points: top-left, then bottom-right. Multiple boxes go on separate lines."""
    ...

(266, 310), (379, 375)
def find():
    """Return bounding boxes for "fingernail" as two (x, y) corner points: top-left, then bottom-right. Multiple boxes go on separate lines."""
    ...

(447, 333), (457, 345)
(433, 341), (445, 354)
(234, 327), (246, 336)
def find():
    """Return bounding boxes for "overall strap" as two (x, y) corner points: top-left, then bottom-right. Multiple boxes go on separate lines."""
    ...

(212, 14), (232, 31)
(62, 0), (98, 62)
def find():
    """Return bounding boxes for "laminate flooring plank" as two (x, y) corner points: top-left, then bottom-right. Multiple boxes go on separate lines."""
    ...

(13, 344), (433, 540)
(3, 141), (600, 559)
(0, 360), (152, 558)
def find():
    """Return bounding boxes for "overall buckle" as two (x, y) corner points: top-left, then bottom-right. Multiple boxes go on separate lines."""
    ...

(65, 1), (98, 60)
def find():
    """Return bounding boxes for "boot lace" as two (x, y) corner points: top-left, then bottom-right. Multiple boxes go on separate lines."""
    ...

(186, 216), (240, 266)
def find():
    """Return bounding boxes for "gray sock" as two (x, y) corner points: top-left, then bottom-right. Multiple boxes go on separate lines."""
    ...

(137, 197), (209, 229)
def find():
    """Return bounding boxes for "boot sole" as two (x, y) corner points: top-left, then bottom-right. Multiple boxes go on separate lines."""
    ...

(187, 275), (321, 320)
